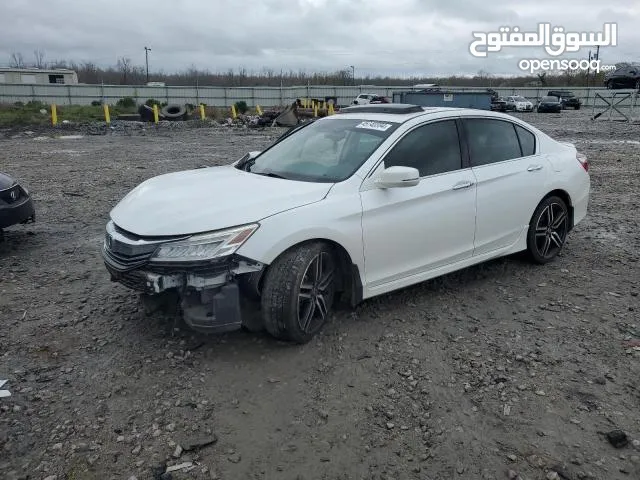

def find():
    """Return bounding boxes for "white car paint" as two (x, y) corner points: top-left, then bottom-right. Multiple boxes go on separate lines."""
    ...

(506, 96), (534, 112)
(109, 107), (590, 302)
(110, 166), (332, 236)
(353, 93), (380, 105)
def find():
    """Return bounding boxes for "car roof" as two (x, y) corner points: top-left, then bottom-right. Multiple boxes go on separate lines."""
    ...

(328, 104), (532, 124)
(332, 105), (463, 123)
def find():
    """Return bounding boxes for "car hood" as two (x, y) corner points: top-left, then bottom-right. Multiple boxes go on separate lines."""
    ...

(110, 165), (333, 236)
(0, 173), (17, 190)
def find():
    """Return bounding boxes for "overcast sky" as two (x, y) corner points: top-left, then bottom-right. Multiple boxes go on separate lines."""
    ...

(1, 0), (637, 77)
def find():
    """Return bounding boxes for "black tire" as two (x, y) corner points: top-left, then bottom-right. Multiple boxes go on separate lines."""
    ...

(636, 80), (640, 90)
(161, 104), (187, 119)
(606, 80), (614, 89)
(527, 196), (569, 264)
(260, 242), (337, 344)
(575, 105), (580, 110)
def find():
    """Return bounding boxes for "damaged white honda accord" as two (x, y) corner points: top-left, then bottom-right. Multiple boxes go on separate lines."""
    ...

(102, 103), (590, 343)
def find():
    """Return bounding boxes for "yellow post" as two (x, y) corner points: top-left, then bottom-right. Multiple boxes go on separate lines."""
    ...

(199, 104), (206, 120)
(313, 102), (318, 117)
(328, 103), (335, 115)
(231, 104), (237, 119)
(152, 104), (159, 124)
(256, 105), (263, 116)
(322, 101), (326, 111)
(51, 104), (58, 126)
(103, 103), (111, 124)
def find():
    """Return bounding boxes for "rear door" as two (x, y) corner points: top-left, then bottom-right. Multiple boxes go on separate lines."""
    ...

(462, 117), (550, 256)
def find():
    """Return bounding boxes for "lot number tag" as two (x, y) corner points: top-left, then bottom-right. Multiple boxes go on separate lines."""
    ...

(355, 121), (393, 132)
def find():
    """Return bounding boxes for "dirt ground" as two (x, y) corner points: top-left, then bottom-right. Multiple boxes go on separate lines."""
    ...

(1, 110), (639, 480)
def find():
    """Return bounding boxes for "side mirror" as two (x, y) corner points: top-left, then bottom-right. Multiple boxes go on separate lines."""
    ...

(375, 166), (420, 189)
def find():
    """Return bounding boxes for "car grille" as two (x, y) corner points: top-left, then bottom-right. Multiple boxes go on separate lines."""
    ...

(116, 270), (152, 292)
(0, 185), (22, 204)
(102, 227), (160, 272)
(103, 245), (154, 272)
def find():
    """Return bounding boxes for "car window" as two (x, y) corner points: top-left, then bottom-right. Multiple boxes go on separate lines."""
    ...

(465, 118), (522, 166)
(515, 125), (536, 156)
(248, 118), (400, 182)
(383, 120), (462, 177)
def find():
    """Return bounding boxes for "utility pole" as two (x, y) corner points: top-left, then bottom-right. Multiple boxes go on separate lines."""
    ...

(144, 46), (151, 84)
(350, 65), (355, 86)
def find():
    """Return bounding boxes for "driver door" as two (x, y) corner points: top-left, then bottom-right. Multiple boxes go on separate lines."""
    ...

(360, 119), (477, 291)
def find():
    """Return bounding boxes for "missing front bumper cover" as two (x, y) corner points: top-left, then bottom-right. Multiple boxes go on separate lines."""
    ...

(107, 257), (264, 334)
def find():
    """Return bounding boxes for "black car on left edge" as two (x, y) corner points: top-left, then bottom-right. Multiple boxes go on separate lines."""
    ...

(0, 172), (35, 238)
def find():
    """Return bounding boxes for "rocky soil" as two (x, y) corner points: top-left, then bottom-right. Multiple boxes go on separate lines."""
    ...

(1, 110), (639, 480)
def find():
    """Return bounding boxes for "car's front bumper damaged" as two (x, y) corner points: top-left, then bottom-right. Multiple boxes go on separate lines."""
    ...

(101, 223), (264, 334)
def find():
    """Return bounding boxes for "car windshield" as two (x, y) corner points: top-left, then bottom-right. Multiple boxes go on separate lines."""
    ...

(542, 96), (558, 101)
(245, 118), (400, 183)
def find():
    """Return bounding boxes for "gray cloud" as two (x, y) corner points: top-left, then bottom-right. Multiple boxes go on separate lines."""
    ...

(0, 0), (637, 77)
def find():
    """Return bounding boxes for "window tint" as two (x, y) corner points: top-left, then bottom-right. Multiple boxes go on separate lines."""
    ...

(465, 118), (522, 166)
(515, 125), (536, 156)
(383, 120), (462, 177)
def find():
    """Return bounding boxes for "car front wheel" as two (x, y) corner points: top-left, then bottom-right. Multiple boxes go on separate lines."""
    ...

(261, 242), (337, 343)
(527, 196), (569, 264)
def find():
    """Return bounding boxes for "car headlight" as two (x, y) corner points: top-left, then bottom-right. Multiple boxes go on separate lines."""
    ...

(151, 224), (259, 262)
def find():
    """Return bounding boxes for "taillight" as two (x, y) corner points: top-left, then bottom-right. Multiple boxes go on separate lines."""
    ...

(577, 152), (589, 172)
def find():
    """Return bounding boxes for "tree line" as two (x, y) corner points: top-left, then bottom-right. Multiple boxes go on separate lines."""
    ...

(7, 51), (612, 88)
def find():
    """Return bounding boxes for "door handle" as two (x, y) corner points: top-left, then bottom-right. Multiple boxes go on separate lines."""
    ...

(452, 180), (474, 190)
(527, 164), (543, 171)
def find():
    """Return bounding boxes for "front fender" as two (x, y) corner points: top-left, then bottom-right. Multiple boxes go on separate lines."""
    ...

(236, 194), (365, 284)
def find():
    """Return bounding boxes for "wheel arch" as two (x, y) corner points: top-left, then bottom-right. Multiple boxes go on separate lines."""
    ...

(254, 238), (363, 307)
(541, 189), (574, 230)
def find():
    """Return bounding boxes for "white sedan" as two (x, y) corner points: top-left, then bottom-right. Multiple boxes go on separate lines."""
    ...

(102, 104), (590, 343)
(506, 95), (534, 112)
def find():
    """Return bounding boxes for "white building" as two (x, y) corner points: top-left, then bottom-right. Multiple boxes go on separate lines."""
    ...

(0, 68), (78, 85)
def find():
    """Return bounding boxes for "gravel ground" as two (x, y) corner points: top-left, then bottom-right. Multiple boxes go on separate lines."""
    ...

(1, 110), (639, 480)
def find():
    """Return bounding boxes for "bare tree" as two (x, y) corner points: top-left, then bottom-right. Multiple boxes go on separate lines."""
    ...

(33, 49), (45, 68)
(117, 56), (132, 84)
(537, 72), (547, 86)
(10, 52), (25, 68)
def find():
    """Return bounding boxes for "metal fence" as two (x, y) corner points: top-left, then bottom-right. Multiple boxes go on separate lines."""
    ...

(0, 83), (636, 108)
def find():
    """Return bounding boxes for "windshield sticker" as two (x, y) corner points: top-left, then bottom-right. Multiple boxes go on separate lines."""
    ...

(355, 121), (393, 132)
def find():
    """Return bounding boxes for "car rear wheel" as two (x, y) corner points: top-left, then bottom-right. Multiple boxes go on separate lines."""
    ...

(636, 80), (640, 90)
(606, 80), (614, 89)
(527, 196), (569, 264)
(261, 242), (336, 343)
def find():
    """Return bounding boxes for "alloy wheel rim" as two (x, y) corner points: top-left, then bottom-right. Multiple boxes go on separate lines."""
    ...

(534, 202), (568, 259)
(297, 252), (335, 334)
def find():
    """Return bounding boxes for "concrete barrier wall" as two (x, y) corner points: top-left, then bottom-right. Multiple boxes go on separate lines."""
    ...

(0, 83), (637, 108)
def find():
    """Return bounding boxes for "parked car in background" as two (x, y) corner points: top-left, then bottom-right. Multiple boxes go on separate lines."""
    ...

(0, 172), (35, 239)
(505, 95), (534, 112)
(604, 64), (640, 90)
(536, 96), (562, 113)
(352, 93), (389, 105)
(490, 96), (508, 112)
(102, 103), (590, 344)
(547, 90), (581, 110)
